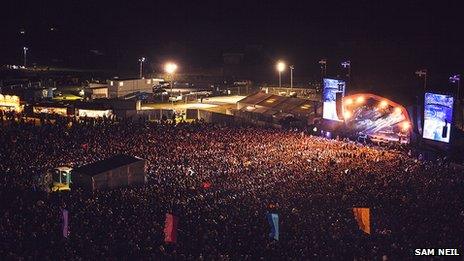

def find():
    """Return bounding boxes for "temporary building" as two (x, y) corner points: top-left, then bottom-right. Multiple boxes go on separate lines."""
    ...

(73, 155), (146, 191)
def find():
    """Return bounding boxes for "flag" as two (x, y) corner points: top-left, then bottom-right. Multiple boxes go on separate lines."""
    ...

(164, 213), (178, 243)
(62, 209), (70, 238)
(202, 181), (211, 189)
(353, 207), (370, 234)
(266, 213), (279, 241)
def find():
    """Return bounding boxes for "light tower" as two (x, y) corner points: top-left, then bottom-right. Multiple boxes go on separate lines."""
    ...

(23, 47), (29, 68)
(139, 57), (146, 78)
(319, 59), (327, 78)
(289, 65), (294, 91)
(276, 61), (286, 88)
(164, 62), (178, 108)
(341, 60), (351, 80)
(450, 74), (461, 128)
(415, 69), (427, 93)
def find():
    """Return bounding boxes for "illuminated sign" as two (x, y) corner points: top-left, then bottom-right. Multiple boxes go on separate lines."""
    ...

(77, 109), (112, 118)
(322, 78), (345, 121)
(423, 93), (454, 143)
(33, 106), (68, 116)
(0, 94), (21, 111)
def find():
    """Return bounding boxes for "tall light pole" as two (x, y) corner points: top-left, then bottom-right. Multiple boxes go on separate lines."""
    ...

(23, 47), (28, 68)
(415, 69), (427, 93)
(341, 60), (351, 81)
(450, 74), (461, 100)
(289, 65), (294, 91)
(319, 59), (327, 78)
(164, 62), (178, 108)
(139, 57), (146, 79)
(276, 61), (286, 88)
(450, 74), (461, 128)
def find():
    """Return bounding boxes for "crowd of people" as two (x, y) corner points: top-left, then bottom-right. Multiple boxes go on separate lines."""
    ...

(0, 117), (463, 260)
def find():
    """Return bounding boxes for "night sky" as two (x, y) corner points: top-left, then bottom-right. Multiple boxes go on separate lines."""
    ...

(2, 1), (463, 102)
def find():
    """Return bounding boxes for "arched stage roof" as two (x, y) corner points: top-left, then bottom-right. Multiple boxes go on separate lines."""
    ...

(343, 93), (411, 126)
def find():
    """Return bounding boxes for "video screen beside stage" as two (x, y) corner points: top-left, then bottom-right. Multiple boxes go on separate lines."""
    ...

(423, 93), (454, 143)
(322, 78), (345, 121)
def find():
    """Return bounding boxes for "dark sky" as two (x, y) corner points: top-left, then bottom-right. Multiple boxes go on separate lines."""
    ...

(2, 0), (463, 101)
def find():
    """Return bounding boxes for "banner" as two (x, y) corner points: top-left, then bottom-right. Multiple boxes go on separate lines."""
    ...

(353, 207), (370, 234)
(266, 213), (279, 241)
(62, 209), (69, 238)
(164, 213), (178, 243)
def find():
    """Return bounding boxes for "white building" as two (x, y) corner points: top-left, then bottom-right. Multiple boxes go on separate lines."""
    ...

(108, 78), (163, 98)
(88, 83), (109, 99)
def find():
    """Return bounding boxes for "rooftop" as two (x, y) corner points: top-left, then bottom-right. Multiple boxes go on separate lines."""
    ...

(73, 155), (143, 176)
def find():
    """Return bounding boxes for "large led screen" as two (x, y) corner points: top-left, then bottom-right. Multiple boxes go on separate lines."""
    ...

(322, 78), (345, 121)
(423, 93), (454, 143)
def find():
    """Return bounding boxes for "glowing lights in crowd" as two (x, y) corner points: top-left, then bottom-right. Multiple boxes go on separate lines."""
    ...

(345, 98), (353, 105)
(394, 107), (402, 114)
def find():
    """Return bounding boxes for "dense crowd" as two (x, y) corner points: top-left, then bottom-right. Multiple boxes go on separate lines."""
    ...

(0, 118), (463, 260)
